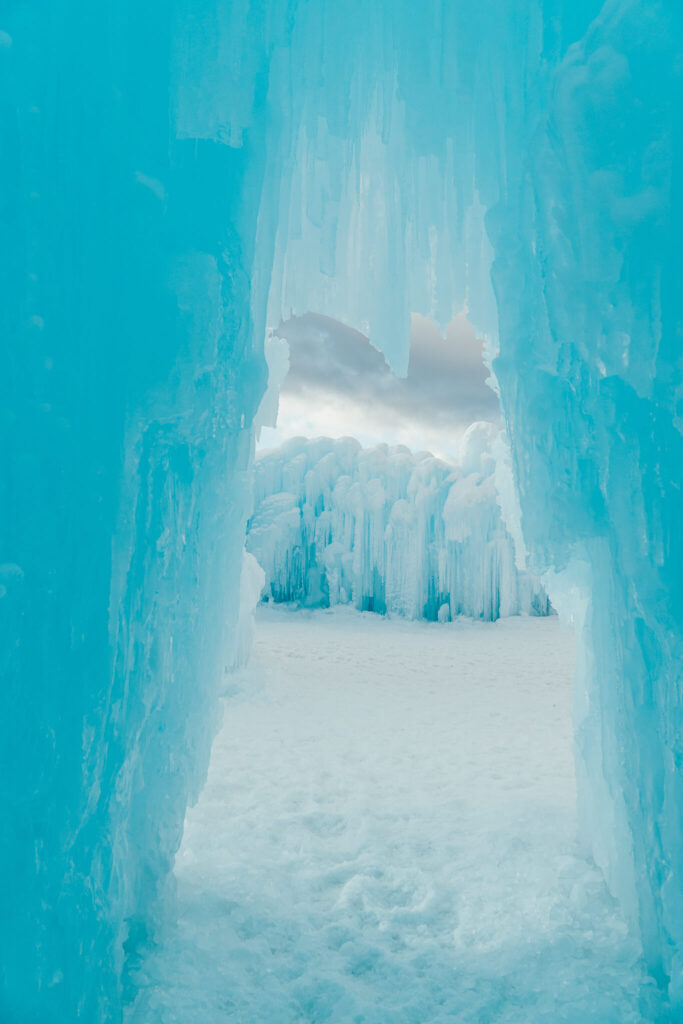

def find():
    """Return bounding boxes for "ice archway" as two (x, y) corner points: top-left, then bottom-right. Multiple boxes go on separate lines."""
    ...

(1, 1), (681, 1019)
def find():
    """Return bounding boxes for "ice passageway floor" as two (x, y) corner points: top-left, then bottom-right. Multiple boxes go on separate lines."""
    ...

(130, 607), (661, 1023)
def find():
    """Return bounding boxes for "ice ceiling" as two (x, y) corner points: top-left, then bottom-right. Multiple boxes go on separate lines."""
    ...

(1, 0), (681, 1020)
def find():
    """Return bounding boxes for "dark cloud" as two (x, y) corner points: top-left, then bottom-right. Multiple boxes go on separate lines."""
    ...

(275, 312), (500, 443)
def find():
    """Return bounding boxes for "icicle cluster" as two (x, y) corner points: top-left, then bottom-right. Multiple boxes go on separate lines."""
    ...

(248, 425), (550, 622)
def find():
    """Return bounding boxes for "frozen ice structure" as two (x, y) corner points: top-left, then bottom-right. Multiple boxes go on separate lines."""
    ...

(2, 0), (681, 1019)
(248, 427), (550, 621)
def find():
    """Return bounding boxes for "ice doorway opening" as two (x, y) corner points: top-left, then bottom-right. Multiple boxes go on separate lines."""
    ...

(250, 312), (549, 621)
(128, 317), (659, 1023)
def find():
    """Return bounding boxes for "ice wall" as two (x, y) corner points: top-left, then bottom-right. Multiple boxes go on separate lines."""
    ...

(0, 3), (278, 1019)
(248, 430), (549, 621)
(488, 5), (683, 999)
(2, 0), (681, 1017)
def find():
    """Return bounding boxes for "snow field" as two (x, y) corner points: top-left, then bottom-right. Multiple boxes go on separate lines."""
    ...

(129, 608), (662, 1022)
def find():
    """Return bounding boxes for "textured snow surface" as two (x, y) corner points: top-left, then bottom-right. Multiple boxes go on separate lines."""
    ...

(248, 429), (549, 621)
(128, 608), (661, 1023)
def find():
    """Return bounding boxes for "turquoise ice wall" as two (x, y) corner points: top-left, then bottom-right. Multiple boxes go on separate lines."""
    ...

(1, 0), (681, 1018)
(487, 3), (683, 997)
(0, 3), (275, 1018)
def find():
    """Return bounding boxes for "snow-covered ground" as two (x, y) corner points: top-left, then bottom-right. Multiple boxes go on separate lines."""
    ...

(129, 607), (661, 1022)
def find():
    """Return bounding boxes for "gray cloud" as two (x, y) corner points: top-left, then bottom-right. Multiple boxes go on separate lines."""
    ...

(275, 312), (500, 445)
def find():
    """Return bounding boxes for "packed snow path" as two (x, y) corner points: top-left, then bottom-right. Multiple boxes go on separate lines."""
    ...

(129, 608), (661, 1022)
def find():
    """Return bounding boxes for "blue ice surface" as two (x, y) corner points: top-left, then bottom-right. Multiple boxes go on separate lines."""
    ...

(1, 0), (681, 1019)
(248, 431), (550, 620)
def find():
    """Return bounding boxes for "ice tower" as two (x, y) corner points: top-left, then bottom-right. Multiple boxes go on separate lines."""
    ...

(1, 0), (681, 1019)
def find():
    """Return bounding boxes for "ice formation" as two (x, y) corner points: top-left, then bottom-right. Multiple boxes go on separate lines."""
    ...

(2, 0), (681, 1019)
(248, 428), (549, 621)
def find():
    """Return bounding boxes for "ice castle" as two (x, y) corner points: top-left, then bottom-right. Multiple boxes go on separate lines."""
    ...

(1, 0), (681, 1018)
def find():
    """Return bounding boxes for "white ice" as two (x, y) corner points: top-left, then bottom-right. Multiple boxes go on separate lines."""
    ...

(129, 607), (659, 1022)
(248, 428), (549, 622)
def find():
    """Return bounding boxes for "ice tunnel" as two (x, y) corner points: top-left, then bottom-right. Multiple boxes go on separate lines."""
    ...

(1, 0), (681, 1019)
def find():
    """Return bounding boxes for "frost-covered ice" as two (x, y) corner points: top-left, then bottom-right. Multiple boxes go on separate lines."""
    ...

(248, 427), (549, 621)
(128, 608), (660, 1023)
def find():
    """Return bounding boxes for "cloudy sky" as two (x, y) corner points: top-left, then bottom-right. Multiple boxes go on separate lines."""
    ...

(257, 313), (500, 460)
